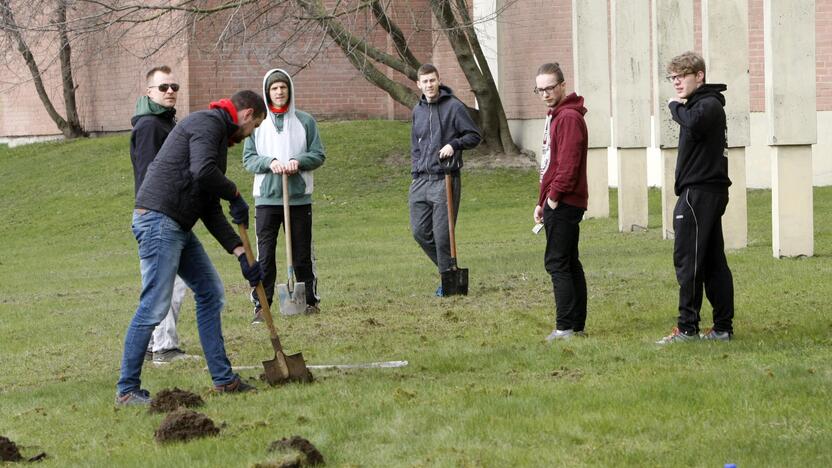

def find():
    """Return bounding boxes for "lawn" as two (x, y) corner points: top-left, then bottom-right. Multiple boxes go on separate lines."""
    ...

(0, 120), (830, 467)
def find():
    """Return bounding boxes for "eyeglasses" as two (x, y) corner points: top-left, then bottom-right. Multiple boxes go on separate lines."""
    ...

(533, 82), (563, 95)
(665, 73), (692, 83)
(148, 83), (180, 92)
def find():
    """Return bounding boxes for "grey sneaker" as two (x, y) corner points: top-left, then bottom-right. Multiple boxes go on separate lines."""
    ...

(304, 304), (320, 314)
(152, 348), (188, 364)
(701, 328), (732, 341)
(144, 349), (153, 362)
(545, 329), (574, 342)
(656, 327), (699, 345)
(251, 306), (264, 324)
(115, 389), (152, 406)
(214, 376), (256, 394)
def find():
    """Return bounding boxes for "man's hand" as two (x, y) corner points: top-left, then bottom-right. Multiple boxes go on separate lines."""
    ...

(547, 198), (558, 210)
(237, 254), (264, 287)
(668, 97), (686, 105)
(534, 205), (544, 224)
(229, 194), (249, 228)
(269, 159), (300, 174)
(438, 144), (455, 160)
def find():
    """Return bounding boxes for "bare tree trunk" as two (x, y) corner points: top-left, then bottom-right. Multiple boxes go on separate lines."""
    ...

(0, 0), (86, 138)
(56, 1), (87, 138)
(430, 0), (518, 154)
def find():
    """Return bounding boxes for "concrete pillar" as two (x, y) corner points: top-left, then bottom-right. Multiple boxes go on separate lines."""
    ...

(772, 146), (814, 257)
(572, 0), (611, 218)
(764, 0), (816, 258)
(660, 148), (677, 239)
(652, 0), (694, 239)
(612, 0), (650, 231)
(703, 0), (750, 250)
(724, 148), (748, 249)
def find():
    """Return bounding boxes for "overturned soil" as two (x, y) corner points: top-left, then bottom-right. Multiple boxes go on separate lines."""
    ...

(154, 409), (219, 444)
(148, 387), (204, 414)
(0, 436), (22, 462)
(266, 436), (324, 466)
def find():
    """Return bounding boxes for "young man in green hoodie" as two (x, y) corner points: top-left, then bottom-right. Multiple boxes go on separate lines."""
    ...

(129, 65), (195, 363)
(243, 69), (326, 321)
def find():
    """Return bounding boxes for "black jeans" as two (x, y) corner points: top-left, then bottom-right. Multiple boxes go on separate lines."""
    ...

(254, 204), (318, 307)
(673, 188), (734, 334)
(543, 202), (587, 331)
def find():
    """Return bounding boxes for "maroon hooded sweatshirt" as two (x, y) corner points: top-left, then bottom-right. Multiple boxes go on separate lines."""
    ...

(538, 92), (589, 210)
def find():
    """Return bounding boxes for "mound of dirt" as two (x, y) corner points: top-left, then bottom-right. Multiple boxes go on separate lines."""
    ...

(266, 436), (324, 466)
(0, 436), (22, 462)
(154, 409), (219, 444)
(148, 387), (204, 414)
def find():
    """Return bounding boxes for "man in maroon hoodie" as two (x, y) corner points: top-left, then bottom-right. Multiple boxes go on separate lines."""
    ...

(532, 62), (589, 342)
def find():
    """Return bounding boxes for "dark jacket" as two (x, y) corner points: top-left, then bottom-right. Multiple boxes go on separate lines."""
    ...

(410, 85), (482, 176)
(669, 83), (732, 196)
(130, 107), (176, 195)
(538, 93), (589, 210)
(136, 108), (242, 253)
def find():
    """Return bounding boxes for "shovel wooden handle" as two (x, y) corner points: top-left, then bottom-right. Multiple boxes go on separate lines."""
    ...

(282, 172), (296, 289)
(238, 224), (283, 352)
(444, 173), (458, 262)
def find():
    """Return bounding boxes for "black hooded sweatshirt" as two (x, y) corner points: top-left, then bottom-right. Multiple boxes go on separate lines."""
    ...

(668, 83), (732, 196)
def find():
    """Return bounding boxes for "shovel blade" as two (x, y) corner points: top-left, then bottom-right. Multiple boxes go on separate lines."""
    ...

(277, 282), (307, 316)
(441, 267), (469, 296)
(262, 351), (313, 386)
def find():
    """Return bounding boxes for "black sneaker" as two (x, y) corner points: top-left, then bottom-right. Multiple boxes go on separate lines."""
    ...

(214, 376), (256, 393)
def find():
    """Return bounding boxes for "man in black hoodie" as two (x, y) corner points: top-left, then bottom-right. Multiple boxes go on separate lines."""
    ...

(409, 64), (481, 296)
(129, 65), (193, 364)
(657, 51), (735, 344)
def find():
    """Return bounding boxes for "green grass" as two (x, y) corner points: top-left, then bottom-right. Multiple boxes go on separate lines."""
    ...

(1, 121), (830, 467)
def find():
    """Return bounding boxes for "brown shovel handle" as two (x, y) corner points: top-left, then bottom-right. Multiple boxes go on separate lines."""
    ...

(444, 173), (458, 260)
(281, 172), (295, 289)
(238, 224), (282, 350)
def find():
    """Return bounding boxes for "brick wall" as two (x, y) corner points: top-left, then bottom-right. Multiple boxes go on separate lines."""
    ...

(2, 0), (831, 138)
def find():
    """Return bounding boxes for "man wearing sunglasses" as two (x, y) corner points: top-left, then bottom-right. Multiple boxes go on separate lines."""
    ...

(129, 65), (195, 365)
(656, 51), (734, 345)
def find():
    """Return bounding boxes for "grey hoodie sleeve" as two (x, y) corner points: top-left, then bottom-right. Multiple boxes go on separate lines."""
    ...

(448, 100), (482, 151)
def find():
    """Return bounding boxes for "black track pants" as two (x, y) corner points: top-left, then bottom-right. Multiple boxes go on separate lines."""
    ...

(673, 188), (734, 334)
(543, 202), (588, 331)
(254, 204), (318, 306)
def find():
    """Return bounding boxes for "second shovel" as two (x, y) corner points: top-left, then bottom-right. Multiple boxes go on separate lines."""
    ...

(277, 172), (307, 315)
(440, 170), (468, 296)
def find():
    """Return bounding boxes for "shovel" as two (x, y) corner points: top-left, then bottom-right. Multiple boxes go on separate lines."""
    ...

(238, 224), (313, 385)
(440, 169), (469, 296)
(277, 172), (308, 316)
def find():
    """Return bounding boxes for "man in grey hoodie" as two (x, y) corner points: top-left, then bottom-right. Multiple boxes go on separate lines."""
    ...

(409, 64), (481, 296)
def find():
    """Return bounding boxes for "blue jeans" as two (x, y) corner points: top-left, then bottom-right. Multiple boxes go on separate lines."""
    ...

(117, 210), (236, 395)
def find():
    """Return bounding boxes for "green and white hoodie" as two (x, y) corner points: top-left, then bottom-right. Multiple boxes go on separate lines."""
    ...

(242, 68), (325, 206)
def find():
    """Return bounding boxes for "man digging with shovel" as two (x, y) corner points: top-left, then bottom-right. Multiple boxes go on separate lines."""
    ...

(116, 91), (267, 405)
(243, 69), (325, 321)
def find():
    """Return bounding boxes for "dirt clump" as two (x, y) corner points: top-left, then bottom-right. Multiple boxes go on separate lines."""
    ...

(264, 436), (324, 466)
(154, 409), (219, 444)
(148, 387), (204, 414)
(0, 436), (22, 462)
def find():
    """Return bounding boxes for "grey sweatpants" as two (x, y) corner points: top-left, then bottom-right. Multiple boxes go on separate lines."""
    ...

(408, 174), (461, 272)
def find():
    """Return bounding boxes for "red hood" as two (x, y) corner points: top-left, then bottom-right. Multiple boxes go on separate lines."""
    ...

(548, 93), (587, 118)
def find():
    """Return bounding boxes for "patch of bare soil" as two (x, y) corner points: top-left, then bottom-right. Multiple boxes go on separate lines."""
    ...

(148, 387), (204, 414)
(259, 436), (324, 467)
(0, 436), (46, 463)
(154, 409), (219, 444)
(0, 436), (22, 462)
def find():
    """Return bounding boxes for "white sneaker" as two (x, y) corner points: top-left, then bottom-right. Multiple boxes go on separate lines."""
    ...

(545, 329), (574, 342)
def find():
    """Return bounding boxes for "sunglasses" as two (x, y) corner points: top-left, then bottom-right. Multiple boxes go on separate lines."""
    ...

(148, 83), (180, 92)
